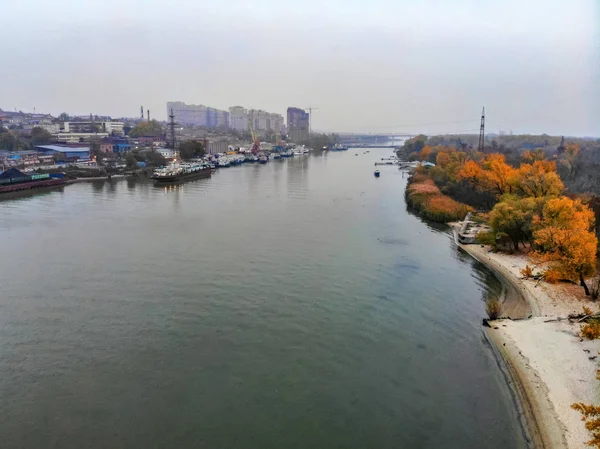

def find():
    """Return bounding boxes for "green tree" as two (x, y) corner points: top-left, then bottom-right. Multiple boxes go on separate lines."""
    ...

(0, 130), (16, 150)
(128, 120), (164, 137)
(30, 126), (53, 146)
(178, 140), (205, 159)
(489, 195), (542, 251)
(145, 150), (167, 167)
(125, 153), (138, 169)
(58, 112), (70, 121)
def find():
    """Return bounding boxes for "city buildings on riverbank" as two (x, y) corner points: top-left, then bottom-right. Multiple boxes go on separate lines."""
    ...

(167, 102), (284, 137)
(287, 107), (309, 143)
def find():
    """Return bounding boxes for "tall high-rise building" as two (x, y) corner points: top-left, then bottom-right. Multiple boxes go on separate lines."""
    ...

(166, 102), (229, 129)
(229, 106), (248, 132)
(266, 113), (283, 134)
(206, 108), (218, 128)
(216, 110), (230, 129)
(287, 107), (309, 143)
(167, 102), (207, 126)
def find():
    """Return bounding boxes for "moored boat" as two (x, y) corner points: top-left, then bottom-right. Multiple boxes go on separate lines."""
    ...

(0, 168), (66, 196)
(374, 170), (380, 177)
(151, 162), (212, 184)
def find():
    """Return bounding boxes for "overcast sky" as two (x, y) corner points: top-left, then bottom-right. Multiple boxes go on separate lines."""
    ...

(1, 0), (598, 136)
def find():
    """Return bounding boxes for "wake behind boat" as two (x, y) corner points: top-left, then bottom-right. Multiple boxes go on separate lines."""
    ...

(151, 162), (212, 184)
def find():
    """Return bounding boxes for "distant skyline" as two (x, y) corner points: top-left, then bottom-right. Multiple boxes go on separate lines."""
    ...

(1, 0), (599, 136)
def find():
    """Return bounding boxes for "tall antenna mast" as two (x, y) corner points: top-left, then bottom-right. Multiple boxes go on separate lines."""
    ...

(169, 108), (177, 149)
(478, 107), (485, 153)
(147, 110), (150, 122)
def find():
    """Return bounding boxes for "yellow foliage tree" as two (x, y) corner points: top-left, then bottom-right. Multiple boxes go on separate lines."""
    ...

(514, 160), (564, 198)
(533, 197), (598, 295)
(522, 148), (546, 164)
(458, 154), (516, 197)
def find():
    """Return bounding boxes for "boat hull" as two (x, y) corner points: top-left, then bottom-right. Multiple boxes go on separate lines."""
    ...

(152, 168), (211, 184)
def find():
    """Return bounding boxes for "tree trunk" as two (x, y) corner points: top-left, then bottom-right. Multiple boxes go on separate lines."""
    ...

(580, 272), (591, 296)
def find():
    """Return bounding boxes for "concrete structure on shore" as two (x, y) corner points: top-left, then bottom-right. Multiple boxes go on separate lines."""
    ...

(287, 107), (309, 143)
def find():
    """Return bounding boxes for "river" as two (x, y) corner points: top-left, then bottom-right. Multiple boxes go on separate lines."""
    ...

(0, 150), (527, 448)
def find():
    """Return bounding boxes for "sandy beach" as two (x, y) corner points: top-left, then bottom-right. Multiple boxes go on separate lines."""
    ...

(459, 242), (600, 449)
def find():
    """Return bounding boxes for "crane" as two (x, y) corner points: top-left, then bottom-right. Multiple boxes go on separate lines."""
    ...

(249, 120), (261, 155)
(304, 106), (319, 136)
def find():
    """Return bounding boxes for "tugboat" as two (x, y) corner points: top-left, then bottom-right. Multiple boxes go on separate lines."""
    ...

(374, 170), (380, 178)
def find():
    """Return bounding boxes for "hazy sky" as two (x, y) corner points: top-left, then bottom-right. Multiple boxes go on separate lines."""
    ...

(1, 0), (599, 136)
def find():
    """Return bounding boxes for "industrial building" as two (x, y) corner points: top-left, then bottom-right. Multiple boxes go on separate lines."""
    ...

(36, 145), (90, 161)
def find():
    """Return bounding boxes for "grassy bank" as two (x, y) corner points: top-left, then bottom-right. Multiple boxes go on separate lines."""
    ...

(405, 173), (473, 222)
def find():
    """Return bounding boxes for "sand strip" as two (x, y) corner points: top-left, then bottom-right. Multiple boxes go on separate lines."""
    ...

(455, 238), (599, 449)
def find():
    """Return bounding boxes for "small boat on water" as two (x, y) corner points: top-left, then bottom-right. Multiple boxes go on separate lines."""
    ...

(331, 144), (349, 151)
(151, 162), (211, 184)
(258, 154), (268, 164)
(293, 145), (309, 156)
(374, 170), (381, 177)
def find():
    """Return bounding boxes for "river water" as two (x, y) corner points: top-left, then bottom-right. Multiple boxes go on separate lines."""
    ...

(0, 150), (527, 448)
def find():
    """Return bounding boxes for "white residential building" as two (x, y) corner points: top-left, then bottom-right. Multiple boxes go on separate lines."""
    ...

(229, 106), (248, 132)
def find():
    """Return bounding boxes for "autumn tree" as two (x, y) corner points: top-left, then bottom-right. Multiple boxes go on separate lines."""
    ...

(533, 197), (598, 295)
(513, 160), (564, 198)
(521, 148), (546, 164)
(489, 196), (542, 251)
(458, 154), (517, 198)
(560, 143), (580, 179)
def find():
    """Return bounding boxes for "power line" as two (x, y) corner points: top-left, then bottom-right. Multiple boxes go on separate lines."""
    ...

(350, 118), (478, 131)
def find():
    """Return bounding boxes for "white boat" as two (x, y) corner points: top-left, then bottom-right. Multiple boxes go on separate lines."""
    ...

(293, 145), (309, 156)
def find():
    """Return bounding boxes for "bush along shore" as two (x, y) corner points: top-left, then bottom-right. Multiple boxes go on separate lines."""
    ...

(405, 172), (473, 222)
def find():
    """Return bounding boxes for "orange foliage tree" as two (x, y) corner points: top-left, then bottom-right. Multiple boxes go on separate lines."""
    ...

(533, 197), (598, 295)
(521, 148), (546, 164)
(458, 154), (516, 197)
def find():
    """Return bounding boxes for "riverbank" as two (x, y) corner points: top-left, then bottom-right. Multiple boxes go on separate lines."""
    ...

(405, 172), (473, 222)
(457, 240), (600, 449)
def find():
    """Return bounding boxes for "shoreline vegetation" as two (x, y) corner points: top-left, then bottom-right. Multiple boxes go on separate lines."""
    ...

(405, 173), (473, 222)
(397, 135), (600, 448)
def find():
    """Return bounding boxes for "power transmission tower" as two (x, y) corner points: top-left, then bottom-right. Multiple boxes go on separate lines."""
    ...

(478, 107), (485, 153)
(169, 108), (177, 149)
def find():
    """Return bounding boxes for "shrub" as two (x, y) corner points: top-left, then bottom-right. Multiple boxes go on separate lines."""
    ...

(581, 321), (600, 340)
(476, 230), (497, 246)
(520, 265), (534, 279)
(571, 402), (600, 447)
(406, 175), (474, 223)
(485, 297), (502, 320)
(544, 269), (561, 284)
